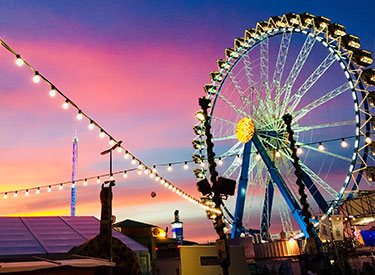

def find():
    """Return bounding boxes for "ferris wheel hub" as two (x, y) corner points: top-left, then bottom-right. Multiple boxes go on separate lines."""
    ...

(236, 117), (255, 143)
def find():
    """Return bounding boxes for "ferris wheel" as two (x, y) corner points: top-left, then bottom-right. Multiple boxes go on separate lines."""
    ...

(192, 13), (375, 239)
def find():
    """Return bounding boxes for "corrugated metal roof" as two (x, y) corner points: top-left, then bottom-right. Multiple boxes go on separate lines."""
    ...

(0, 216), (148, 258)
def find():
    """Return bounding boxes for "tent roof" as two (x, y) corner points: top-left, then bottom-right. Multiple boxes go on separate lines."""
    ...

(0, 216), (148, 259)
(113, 219), (157, 228)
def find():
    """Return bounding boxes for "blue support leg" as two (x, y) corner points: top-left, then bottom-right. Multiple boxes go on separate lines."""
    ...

(261, 180), (274, 240)
(300, 170), (328, 213)
(251, 134), (309, 237)
(231, 141), (252, 238)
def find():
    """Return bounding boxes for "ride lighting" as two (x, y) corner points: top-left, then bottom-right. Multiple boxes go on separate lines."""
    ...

(362, 69), (375, 86)
(195, 110), (206, 122)
(365, 166), (375, 181)
(365, 135), (372, 144)
(255, 152), (261, 160)
(352, 49), (373, 67)
(318, 142), (325, 151)
(217, 59), (230, 70)
(196, 178), (212, 196)
(192, 154), (203, 164)
(285, 13), (300, 27)
(275, 150), (281, 158)
(217, 177), (236, 196)
(192, 140), (205, 150)
(193, 125), (205, 135)
(299, 12), (315, 28)
(367, 91), (375, 107)
(341, 138), (348, 148)
(194, 168), (206, 179)
(328, 23), (346, 38)
(341, 34), (360, 51)
(257, 21), (271, 32)
(271, 16), (286, 28)
(210, 71), (223, 82)
(225, 48), (239, 60)
(314, 16), (331, 32)
(234, 37), (246, 49)
(203, 84), (217, 96)
(245, 28), (259, 40)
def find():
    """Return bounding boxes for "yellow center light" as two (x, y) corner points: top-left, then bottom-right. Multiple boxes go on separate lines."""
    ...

(236, 117), (255, 143)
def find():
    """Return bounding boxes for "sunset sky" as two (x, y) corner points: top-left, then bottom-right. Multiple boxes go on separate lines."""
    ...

(0, 1), (373, 243)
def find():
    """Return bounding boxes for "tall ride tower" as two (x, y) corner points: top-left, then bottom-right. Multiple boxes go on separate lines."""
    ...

(71, 131), (78, 216)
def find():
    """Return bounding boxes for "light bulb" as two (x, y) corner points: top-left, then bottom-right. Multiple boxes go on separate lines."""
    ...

(318, 142), (325, 151)
(218, 157), (223, 166)
(48, 186), (52, 192)
(14, 192), (18, 198)
(124, 152), (130, 159)
(296, 146), (303, 155)
(110, 175), (115, 181)
(109, 139), (115, 146)
(62, 100), (69, 109)
(236, 155), (241, 164)
(275, 150), (281, 158)
(184, 162), (189, 170)
(123, 171), (128, 178)
(137, 169), (142, 175)
(33, 72), (41, 83)
(116, 147), (122, 153)
(255, 153), (261, 161)
(26, 190), (29, 196)
(144, 169), (150, 175)
(341, 138), (348, 148)
(200, 161), (205, 168)
(15, 55), (24, 66)
(72, 183), (75, 188)
(88, 121), (94, 130)
(49, 87), (57, 97)
(4, 193), (7, 199)
(155, 176), (160, 182)
(59, 184), (63, 190)
(160, 179), (165, 184)
(99, 131), (105, 138)
(150, 173), (155, 178)
(131, 158), (137, 165)
(167, 164), (172, 171)
(152, 166), (157, 173)
(84, 179), (88, 186)
(138, 164), (143, 170)
(365, 136), (372, 144)
(36, 188), (40, 194)
(76, 112), (83, 120)
(97, 177), (101, 184)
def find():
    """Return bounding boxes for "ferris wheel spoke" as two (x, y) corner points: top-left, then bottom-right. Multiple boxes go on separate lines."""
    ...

(293, 120), (355, 133)
(260, 38), (269, 93)
(287, 52), (337, 113)
(211, 116), (237, 126)
(303, 144), (352, 162)
(242, 54), (258, 92)
(279, 34), (316, 115)
(228, 73), (248, 110)
(298, 161), (339, 199)
(218, 92), (249, 118)
(223, 148), (244, 178)
(272, 31), (292, 110)
(212, 135), (237, 142)
(219, 141), (242, 158)
(292, 82), (351, 123)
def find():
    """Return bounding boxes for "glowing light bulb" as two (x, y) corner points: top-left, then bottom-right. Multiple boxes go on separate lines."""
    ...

(84, 179), (88, 186)
(200, 161), (205, 168)
(117, 147), (122, 153)
(255, 153), (261, 161)
(48, 186), (52, 192)
(62, 100), (69, 109)
(341, 138), (348, 148)
(14, 192), (18, 198)
(236, 155), (241, 164)
(33, 72), (41, 83)
(184, 162), (189, 170)
(36, 188), (40, 194)
(318, 142), (325, 151)
(59, 184), (63, 190)
(109, 139), (115, 146)
(99, 131), (105, 138)
(131, 158), (137, 165)
(76, 112), (83, 120)
(218, 157), (223, 166)
(275, 150), (281, 158)
(168, 185), (172, 189)
(4, 193), (7, 199)
(97, 177), (101, 184)
(110, 175), (115, 181)
(160, 179), (165, 184)
(144, 169), (150, 175)
(48, 86), (57, 97)
(137, 169), (142, 175)
(365, 136), (372, 144)
(167, 164), (172, 171)
(150, 173), (155, 178)
(72, 182), (75, 188)
(15, 55), (24, 66)
(152, 166), (157, 173)
(123, 171), (128, 178)
(25, 190), (29, 196)
(155, 176), (160, 182)
(138, 164), (143, 170)
(296, 146), (303, 155)
(124, 152), (130, 159)
(88, 121), (94, 130)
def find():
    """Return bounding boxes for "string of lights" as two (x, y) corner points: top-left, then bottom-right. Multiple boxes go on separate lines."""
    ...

(0, 38), (222, 214)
